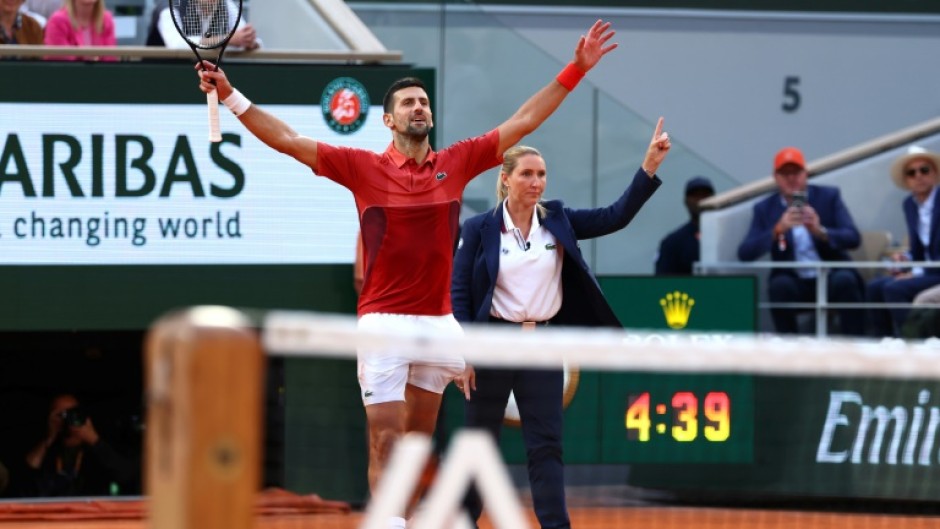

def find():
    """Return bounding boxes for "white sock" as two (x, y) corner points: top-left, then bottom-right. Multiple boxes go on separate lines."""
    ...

(388, 516), (407, 529)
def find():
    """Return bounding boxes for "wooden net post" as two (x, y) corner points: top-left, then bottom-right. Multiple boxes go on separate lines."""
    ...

(144, 306), (264, 529)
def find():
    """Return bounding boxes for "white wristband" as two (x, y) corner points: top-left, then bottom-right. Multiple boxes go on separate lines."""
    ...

(222, 89), (252, 117)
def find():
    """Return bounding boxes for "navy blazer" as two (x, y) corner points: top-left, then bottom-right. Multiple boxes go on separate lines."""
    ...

(903, 187), (940, 275)
(655, 220), (699, 275)
(452, 169), (660, 328)
(737, 184), (861, 276)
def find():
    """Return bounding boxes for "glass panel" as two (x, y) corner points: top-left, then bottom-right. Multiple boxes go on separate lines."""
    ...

(351, 0), (735, 273)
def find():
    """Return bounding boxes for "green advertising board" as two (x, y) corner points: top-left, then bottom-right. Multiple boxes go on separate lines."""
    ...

(598, 275), (757, 333)
(628, 376), (940, 502)
(440, 276), (758, 467)
(442, 274), (940, 503)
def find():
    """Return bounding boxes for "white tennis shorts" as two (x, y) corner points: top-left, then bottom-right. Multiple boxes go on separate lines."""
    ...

(357, 312), (465, 405)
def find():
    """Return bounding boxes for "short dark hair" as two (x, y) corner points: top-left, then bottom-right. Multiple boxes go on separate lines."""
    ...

(383, 77), (427, 114)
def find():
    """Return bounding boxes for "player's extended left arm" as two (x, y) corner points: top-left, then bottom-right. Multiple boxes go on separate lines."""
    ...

(495, 19), (618, 155)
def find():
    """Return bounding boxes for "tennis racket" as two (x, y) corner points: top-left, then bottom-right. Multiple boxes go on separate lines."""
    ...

(169, 0), (243, 142)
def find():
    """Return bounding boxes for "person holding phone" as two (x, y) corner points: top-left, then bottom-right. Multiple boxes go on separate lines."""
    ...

(738, 147), (865, 335)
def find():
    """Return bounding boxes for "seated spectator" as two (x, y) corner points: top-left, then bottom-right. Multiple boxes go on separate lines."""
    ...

(655, 175), (715, 275)
(18, 3), (45, 27)
(738, 147), (864, 336)
(43, 0), (116, 61)
(1, 0), (43, 45)
(24, 0), (59, 21)
(143, 0), (166, 46)
(866, 146), (940, 337)
(147, 0), (260, 51)
(19, 393), (138, 497)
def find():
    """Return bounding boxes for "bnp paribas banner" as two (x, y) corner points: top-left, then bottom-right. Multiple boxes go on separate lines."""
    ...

(0, 98), (389, 264)
(0, 80), (389, 265)
(0, 62), (433, 330)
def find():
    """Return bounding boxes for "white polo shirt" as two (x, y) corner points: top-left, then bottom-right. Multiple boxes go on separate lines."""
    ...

(490, 201), (563, 322)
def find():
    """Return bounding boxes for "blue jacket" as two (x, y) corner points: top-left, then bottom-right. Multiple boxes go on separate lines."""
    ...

(452, 169), (660, 327)
(903, 187), (940, 275)
(737, 184), (860, 275)
(655, 220), (699, 275)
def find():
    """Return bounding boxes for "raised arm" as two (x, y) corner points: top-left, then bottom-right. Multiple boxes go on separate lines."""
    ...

(495, 19), (618, 155)
(196, 61), (320, 171)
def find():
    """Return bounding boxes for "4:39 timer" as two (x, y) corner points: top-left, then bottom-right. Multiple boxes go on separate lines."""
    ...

(625, 391), (731, 442)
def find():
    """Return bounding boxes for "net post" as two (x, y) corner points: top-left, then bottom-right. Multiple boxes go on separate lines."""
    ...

(144, 306), (264, 529)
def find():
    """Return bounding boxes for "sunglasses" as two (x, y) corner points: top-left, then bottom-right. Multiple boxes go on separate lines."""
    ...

(905, 165), (934, 178)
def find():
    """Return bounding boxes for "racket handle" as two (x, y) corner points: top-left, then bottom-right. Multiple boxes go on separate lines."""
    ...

(207, 90), (222, 143)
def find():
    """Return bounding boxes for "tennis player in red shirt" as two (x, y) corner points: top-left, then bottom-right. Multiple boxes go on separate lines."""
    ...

(197, 19), (617, 528)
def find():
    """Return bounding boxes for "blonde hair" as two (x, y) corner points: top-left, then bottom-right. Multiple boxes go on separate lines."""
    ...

(66, 0), (105, 33)
(495, 145), (547, 217)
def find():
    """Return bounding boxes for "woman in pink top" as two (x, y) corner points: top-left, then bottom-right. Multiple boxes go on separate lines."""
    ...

(43, 0), (116, 61)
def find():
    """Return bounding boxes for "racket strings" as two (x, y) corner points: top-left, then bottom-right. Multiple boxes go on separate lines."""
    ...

(171, 0), (231, 48)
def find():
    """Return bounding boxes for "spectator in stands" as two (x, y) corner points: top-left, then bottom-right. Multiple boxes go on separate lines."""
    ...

(24, 0), (59, 21)
(655, 175), (715, 275)
(18, 3), (45, 27)
(18, 393), (138, 497)
(43, 0), (117, 61)
(738, 147), (865, 335)
(147, 0), (260, 51)
(865, 146), (940, 337)
(1, 0), (43, 45)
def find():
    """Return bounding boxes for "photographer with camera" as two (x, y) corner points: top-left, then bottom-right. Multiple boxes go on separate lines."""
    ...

(738, 147), (865, 336)
(19, 393), (137, 497)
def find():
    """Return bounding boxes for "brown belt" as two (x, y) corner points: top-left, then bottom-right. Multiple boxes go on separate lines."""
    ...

(488, 316), (550, 331)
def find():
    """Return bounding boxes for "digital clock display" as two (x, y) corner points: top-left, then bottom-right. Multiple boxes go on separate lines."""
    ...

(599, 374), (754, 463)
(626, 391), (731, 442)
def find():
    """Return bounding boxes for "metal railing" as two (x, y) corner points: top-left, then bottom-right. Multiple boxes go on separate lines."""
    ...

(695, 260), (940, 337)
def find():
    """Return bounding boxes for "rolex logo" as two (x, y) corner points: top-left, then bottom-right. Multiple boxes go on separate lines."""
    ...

(659, 291), (694, 329)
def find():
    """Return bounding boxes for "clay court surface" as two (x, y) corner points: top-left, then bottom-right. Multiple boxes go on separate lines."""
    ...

(0, 506), (937, 529)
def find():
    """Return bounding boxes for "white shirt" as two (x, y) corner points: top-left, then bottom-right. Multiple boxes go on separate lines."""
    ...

(490, 201), (563, 322)
(911, 186), (937, 276)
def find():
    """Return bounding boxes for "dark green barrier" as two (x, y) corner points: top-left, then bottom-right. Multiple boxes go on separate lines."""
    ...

(441, 276), (757, 466)
(599, 275), (757, 332)
(628, 376), (940, 501)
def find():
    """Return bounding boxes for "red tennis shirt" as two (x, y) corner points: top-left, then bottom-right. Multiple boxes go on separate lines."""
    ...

(316, 129), (501, 316)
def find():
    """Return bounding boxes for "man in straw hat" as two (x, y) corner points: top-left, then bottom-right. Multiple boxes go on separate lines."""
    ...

(738, 146), (865, 336)
(865, 145), (940, 337)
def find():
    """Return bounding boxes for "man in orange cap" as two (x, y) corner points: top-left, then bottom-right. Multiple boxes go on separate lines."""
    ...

(738, 147), (865, 335)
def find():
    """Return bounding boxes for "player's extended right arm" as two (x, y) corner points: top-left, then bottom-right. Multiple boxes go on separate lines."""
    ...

(196, 61), (319, 171)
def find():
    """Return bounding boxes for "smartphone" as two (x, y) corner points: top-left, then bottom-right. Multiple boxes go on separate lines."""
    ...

(790, 191), (807, 209)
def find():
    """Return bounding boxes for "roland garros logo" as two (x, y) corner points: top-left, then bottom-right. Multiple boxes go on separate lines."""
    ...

(321, 77), (370, 134)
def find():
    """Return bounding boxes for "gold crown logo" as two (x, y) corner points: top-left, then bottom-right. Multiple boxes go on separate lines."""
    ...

(659, 291), (694, 329)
